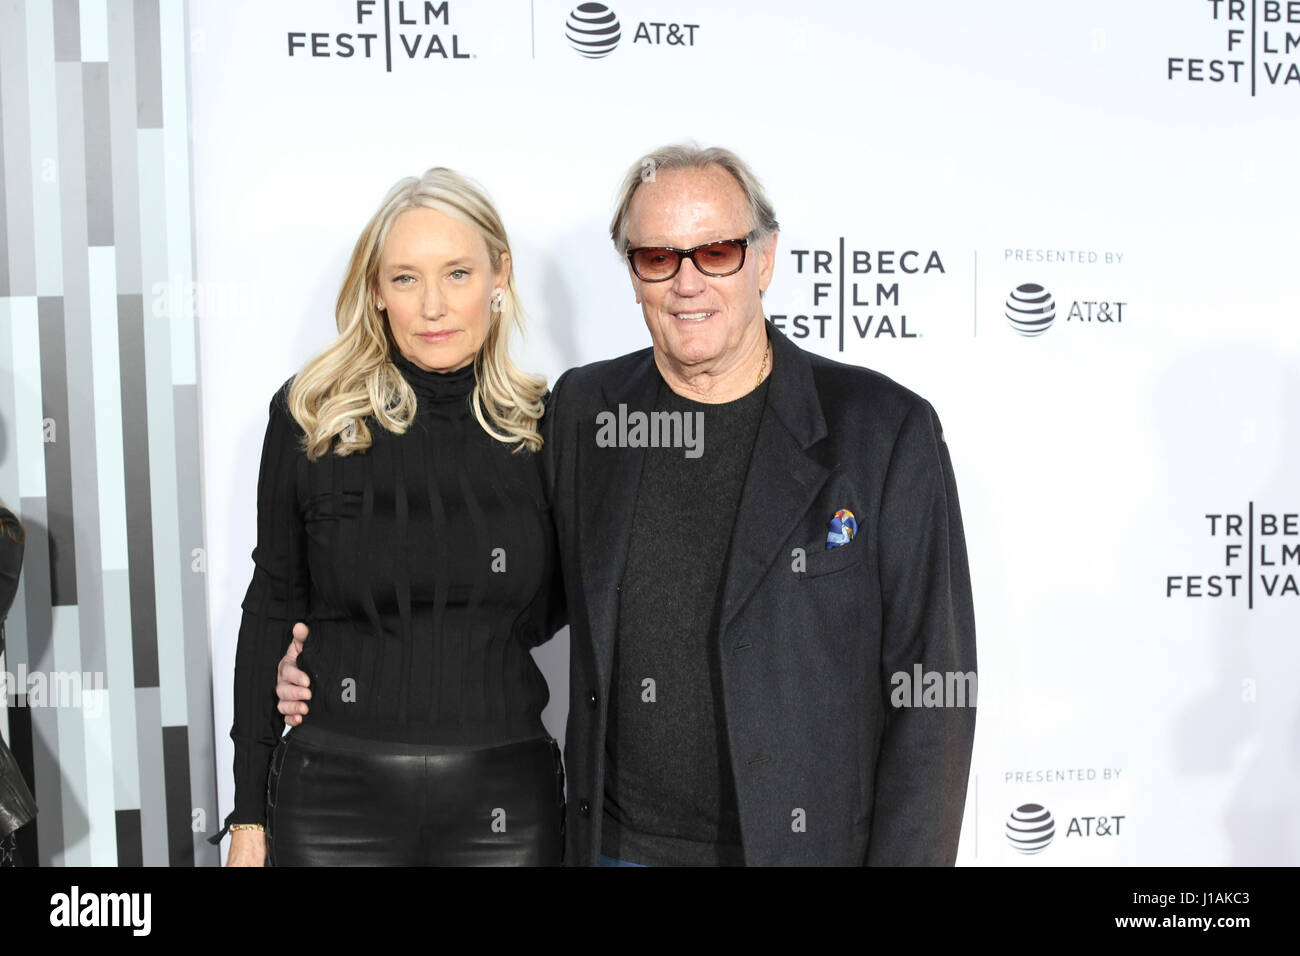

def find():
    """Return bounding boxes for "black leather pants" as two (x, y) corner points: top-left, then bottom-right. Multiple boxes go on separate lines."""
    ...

(266, 725), (564, 866)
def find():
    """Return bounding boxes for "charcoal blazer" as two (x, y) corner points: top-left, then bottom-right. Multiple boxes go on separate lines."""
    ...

(542, 319), (977, 865)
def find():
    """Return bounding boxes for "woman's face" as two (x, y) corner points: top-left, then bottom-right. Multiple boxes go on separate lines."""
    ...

(376, 206), (509, 374)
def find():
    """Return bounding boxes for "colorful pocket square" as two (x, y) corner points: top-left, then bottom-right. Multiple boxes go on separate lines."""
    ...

(826, 509), (857, 549)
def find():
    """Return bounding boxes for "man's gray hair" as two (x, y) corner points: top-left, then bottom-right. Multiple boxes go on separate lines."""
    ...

(609, 143), (780, 254)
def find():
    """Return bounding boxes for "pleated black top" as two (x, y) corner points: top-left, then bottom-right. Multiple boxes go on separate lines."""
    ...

(221, 354), (560, 832)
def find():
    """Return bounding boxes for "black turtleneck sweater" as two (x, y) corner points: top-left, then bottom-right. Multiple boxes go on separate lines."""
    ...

(223, 354), (559, 832)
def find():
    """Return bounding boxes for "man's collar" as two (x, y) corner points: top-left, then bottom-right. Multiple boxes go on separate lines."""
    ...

(763, 317), (827, 449)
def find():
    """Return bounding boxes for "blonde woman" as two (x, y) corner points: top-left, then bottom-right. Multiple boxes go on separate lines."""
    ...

(215, 169), (564, 866)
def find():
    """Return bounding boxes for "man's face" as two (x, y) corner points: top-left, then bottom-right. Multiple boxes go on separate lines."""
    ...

(625, 165), (776, 371)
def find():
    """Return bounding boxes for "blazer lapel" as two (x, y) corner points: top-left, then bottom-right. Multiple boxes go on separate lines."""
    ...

(578, 348), (660, 689)
(718, 321), (830, 634)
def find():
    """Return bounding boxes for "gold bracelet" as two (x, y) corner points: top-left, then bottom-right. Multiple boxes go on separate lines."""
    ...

(229, 824), (265, 833)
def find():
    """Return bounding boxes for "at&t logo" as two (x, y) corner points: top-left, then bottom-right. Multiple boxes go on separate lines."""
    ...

(566, 3), (620, 58)
(1006, 802), (1127, 854)
(1004, 282), (1127, 337)
(1006, 803), (1055, 854)
(1005, 283), (1055, 337)
(565, 3), (699, 58)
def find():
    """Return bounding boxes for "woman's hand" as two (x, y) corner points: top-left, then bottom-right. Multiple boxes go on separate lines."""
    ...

(225, 828), (267, 867)
(277, 622), (312, 727)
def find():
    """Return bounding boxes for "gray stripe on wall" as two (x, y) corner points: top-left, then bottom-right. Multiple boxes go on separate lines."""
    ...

(82, 681), (118, 864)
(52, 0), (79, 63)
(51, 58), (96, 862)
(0, 71), (8, 298)
(0, 0), (33, 296)
(145, 302), (181, 713)
(2, 299), (34, 663)
(37, 296), (76, 605)
(114, 808), (142, 867)
(0, 299), (23, 665)
(27, 0), (64, 298)
(136, 127), (169, 693)
(81, 61), (113, 247)
(0, 300), (16, 518)
(106, 0), (140, 294)
(118, 292), (158, 687)
(161, 724), (192, 865)
(0, 302), (27, 768)
(102, 566), (140, 810)
(51, 603), (87, 865)
(175, 382), (219, 863)
(16, 496), (52, 691)
(132, 0), (161, 129)
(133, 685), (167, 865)
(55, 59), (108, 679)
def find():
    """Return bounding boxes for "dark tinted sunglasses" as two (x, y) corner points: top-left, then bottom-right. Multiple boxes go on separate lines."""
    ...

(626, 237), (750, 282)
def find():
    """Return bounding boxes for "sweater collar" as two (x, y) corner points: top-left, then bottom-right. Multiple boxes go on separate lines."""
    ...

(391, 350), (476, 406)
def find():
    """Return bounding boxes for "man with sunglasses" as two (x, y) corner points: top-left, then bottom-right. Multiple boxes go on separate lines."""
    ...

(276, 144), (977, 866)
(541, 144), (976, 867)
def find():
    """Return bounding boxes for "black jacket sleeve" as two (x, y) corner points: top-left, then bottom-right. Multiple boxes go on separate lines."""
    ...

(866, 399), (978, 865)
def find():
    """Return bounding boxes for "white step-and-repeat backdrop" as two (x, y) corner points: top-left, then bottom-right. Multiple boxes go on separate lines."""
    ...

(191, 0), (1300, 865)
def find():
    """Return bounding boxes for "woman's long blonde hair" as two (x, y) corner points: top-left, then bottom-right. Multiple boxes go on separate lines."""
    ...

(289, 168), (546, 460)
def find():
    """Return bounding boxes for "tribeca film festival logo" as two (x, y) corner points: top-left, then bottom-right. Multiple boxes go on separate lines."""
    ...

(770, 244), (947, 351)
(285, 1), (475, 69)
(1166, 505), (1299, 607)
(1167, 0), (1300, 93)
(565, 3), (699, 59)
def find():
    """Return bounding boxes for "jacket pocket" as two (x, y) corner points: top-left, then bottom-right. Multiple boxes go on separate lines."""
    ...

(798, 537), (866, 579)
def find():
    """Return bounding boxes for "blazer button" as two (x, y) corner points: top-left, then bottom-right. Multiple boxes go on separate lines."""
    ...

(578, 800), (590, 817)
(588, 692), (598, 709)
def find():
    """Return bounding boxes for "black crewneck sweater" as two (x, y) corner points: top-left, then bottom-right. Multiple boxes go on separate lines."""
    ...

(221, 353), (559, 833)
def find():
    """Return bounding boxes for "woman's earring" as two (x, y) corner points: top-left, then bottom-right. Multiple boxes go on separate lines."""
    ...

(376, 301), (385, 311)
(490, 288), (505, 313)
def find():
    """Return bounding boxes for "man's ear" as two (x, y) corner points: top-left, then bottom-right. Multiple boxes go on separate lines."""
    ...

(758, 230), (778, 293)
(627, 261), (642, 304)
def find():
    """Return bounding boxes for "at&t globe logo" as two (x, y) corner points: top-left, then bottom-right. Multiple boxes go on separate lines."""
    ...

(1006, 803), (1055, 854)
(1005, 283), (1056, 337)
(566, 3), (621, 58)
